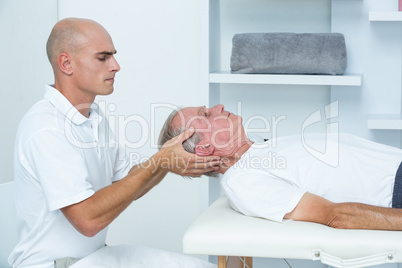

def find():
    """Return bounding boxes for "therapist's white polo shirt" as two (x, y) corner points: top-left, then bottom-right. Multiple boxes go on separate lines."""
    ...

(9, 85), (131, 268)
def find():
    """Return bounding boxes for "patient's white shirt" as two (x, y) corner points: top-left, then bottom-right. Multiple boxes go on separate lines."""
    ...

(9, 85), (131, 268)
(221, 133), (402, 223)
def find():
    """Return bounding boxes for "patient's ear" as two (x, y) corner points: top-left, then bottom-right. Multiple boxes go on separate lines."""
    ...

(195, 143), (215, 156)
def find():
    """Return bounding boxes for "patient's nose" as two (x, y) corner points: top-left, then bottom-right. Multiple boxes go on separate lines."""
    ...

(213, 104), (224, 113)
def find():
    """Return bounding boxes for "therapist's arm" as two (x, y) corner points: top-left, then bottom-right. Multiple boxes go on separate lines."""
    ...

(61, 129), (221, 237)
(284, 192), (402, 230)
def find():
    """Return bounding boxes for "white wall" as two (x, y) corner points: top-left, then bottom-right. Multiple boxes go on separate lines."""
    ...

(0, 0), (57, 184)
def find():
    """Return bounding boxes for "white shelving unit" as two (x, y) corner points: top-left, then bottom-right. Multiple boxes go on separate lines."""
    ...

(209, 71), (362, 86)
(204, 0), (367, 210)
(204, 0), (361, 111)
(369, 11), (402, 21)
(204, 0), (344, 207)
(368, 114), (402, 130)
(367, 11), (402, 131)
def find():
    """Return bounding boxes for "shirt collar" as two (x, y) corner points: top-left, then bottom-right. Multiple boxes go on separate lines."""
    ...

(44, 85), (101, 125)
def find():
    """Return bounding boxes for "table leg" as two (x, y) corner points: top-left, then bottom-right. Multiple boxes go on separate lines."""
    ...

(243, 257), (253, 268)
(220, 256), (253, 268)
(218, 256), (227, 268)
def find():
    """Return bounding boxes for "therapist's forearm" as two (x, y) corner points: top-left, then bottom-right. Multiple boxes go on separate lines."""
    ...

(328, 202), (402, 230)
(127, 151), (169, 200)
(61, 150), (168, 237)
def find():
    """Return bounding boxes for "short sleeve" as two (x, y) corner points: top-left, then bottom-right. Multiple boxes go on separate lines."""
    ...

(112, 142), (131, 182)
(104, 122), (131, 182)
(22, 130), (94, 211)
(221, 170), (306, 222)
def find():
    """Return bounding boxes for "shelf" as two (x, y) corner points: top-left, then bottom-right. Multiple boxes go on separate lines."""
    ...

(369, 12), (402, 21)
(209, 71), (362, 86)
(367, 114), (402, 130)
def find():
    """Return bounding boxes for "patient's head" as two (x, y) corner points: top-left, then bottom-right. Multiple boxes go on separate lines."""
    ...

(158, 105), (251, 176)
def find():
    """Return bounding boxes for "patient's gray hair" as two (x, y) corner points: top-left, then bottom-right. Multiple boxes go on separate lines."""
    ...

(158, 109), (219, 178)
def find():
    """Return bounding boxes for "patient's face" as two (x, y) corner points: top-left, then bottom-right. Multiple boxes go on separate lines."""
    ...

(171, 104), (245, 150)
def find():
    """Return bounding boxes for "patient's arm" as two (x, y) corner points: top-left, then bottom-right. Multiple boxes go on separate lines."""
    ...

(284, 192), (402, 230)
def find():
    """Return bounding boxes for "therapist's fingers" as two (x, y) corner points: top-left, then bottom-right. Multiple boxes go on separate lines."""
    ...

(179, 130), (220, 161)
(186, 158), (221, 168)
(191, 154), (221, 163)
(161, 128), (220, 162)
(166, 155), (221, 176)
(179, 127), (195, 142)
(179, 166), (220, 177)
(177, 157), (221, 177)
(160, 151), (221, 176)
(162, 128), (195, 149)
(159, 128), (222, 176)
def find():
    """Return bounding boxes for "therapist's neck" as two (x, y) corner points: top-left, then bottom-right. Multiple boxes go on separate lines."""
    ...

(54, 81), (95, 118)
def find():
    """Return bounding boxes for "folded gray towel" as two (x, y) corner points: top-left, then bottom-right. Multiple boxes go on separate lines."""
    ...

(230, 33), (347, 75)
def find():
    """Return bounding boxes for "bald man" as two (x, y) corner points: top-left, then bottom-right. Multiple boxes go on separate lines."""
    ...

(9, 18), (219, 268)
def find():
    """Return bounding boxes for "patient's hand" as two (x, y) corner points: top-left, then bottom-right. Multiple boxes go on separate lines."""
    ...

(159, 128), (221, 177)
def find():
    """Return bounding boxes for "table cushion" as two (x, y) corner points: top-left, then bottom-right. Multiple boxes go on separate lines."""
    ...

(183, 196), (402, 267)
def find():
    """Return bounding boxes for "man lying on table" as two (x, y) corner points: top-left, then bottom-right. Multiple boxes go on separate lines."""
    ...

(158, 104), (402, 230)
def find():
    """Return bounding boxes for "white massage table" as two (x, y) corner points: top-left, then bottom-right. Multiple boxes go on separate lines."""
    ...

(183, 196), (402, 268)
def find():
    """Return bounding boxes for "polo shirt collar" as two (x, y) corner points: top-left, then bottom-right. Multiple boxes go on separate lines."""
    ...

(44, 85), (101, 125)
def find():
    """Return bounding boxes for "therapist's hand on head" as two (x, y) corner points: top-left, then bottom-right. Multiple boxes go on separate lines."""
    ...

(159, 128), (221, 177)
